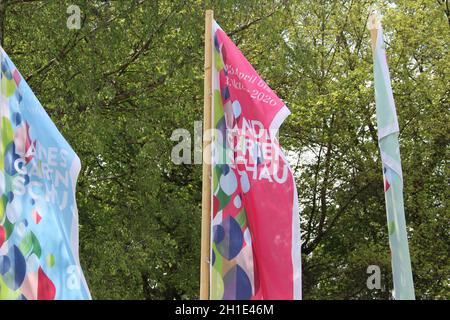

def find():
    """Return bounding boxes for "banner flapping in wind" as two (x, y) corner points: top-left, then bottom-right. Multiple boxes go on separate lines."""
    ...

(370, 16), (415, 300)
(0, 48), (90, 300)
(210, 20), (301, 300)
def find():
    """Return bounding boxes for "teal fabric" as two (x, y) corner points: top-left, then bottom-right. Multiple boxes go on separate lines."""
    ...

(373, 28), (415, 300)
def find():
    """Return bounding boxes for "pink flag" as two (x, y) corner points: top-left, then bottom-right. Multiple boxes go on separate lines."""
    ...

(210, 20), (301, 300)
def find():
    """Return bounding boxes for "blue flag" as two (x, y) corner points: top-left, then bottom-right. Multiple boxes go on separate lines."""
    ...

(0, 47), (90, 299)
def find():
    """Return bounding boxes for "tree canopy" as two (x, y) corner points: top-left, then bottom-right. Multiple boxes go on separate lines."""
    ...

(0, 0), (448, 299)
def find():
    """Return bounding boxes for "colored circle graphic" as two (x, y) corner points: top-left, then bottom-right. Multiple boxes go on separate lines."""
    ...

(223, 264), (252, 300)
(214, 215), (243, 260)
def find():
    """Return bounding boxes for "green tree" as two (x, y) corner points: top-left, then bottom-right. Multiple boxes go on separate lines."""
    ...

(0, 0), (447, 299)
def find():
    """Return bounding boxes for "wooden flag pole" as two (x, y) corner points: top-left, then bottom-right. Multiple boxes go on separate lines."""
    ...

(200, 9), (213, 300)
(368, 10), (380, 49)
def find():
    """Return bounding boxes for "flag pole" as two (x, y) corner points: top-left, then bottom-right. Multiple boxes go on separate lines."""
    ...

(368, 11), (379, 51)
(368, 10), (415, 300)
(200, 9), (213, 300)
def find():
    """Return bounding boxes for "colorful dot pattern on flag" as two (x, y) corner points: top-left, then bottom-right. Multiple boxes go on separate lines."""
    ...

(0, 53), (57, 300)
(0, 48), (90, 299)
(210, 20), (302, 301)
(211, 29), (254, 300)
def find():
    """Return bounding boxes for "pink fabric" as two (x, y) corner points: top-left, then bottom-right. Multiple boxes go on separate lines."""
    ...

(211, 22), (301, 300)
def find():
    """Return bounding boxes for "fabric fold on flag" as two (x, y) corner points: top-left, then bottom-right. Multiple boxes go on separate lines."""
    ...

(210, 20), (301, 300)
(0, 47), (91, 300)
